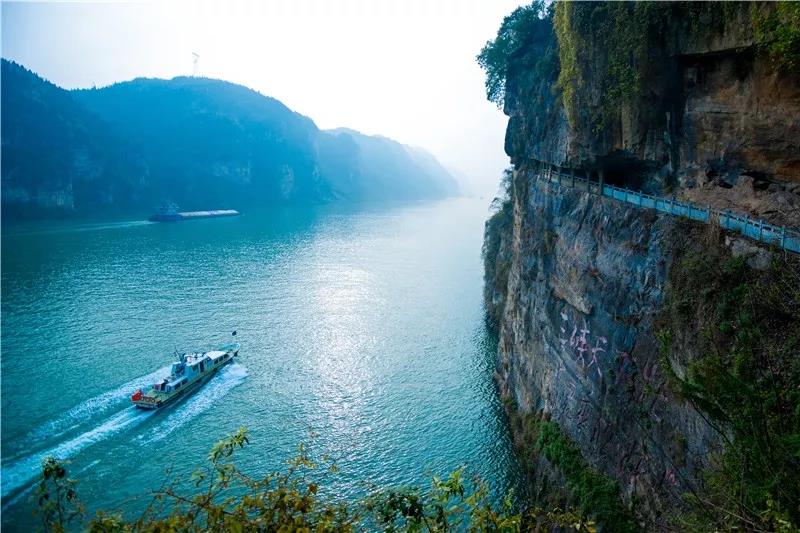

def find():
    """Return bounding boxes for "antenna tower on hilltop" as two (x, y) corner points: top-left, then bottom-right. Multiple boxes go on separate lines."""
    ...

(192, 52), (200, 77)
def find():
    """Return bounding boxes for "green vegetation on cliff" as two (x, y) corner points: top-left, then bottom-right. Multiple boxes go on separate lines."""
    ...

(480, 1), (800, 126)
(476, 1), (552, 108)
(752, 1), (800, 73)
(552, 2), (766, 130)
(553, 1), (667, 129)
(506, 408), (637, 533)
(658, 223), (800, 531)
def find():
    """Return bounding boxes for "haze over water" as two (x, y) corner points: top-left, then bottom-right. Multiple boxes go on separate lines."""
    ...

(1, 198), (520, 529)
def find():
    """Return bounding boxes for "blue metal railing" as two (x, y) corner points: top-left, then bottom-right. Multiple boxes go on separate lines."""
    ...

(538, 166), (800, 254)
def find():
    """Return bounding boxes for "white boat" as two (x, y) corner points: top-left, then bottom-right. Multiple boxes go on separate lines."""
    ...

(131, 342), (240, 409)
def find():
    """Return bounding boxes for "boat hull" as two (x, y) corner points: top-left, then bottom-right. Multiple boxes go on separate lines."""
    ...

(133, 348), (238, 409)
(148, 210), (240, 223)
(148, 213), (183, 222)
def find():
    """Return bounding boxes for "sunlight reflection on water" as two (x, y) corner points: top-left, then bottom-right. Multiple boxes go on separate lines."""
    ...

(1, 198), (520, 530)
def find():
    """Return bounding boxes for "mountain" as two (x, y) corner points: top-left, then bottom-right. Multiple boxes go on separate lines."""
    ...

(1, 60), (458, 219)
(321, 128), (458, 200)
(1, 60), (146, 217)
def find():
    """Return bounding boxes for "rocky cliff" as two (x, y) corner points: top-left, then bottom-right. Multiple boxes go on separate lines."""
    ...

(502, 1), (800, 227)
(482, 2), (800, 530)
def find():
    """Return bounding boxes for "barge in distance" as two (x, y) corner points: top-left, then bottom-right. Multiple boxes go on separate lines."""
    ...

(148, 203), (240, 222)
(131, 343), (240, 409)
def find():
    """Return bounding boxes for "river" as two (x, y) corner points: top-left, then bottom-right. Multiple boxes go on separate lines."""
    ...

(0, 197), (519, 529)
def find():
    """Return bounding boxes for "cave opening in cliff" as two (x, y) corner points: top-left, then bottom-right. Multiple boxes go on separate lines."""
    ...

(596, 151), (654, 192)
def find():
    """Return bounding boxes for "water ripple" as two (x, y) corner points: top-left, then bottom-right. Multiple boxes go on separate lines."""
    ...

(1, 199), (521, 530)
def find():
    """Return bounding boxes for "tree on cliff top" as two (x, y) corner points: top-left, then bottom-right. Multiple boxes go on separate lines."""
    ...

(476, 1), (550, 108)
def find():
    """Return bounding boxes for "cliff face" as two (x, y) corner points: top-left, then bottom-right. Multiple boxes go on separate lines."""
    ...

(485, 2), (800, 529)
(487, 170), (726, 526)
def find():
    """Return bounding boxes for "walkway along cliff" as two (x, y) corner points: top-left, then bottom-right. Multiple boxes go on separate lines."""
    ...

(480, 2), (800, 531)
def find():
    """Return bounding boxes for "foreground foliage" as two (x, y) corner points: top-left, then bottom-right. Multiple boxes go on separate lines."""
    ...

(34, 428), (599, 532)
(36, 457), (85, 532)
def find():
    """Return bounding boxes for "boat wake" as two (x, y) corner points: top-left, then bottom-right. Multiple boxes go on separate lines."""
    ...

(2, 459), (101, 510)
(63, 220), (156, 233)
(2, 363), (248, 500)
(2, 409), (154, 499)
(5, 220), (154, 238)
(25, 366), (172, 443)
(138, 363), (248, 444)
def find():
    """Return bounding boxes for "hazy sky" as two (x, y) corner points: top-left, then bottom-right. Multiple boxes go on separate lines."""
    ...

(2, 0), (526, 195)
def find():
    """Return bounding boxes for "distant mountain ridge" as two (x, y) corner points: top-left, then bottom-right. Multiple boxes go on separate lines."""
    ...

(1, 60), (458, 219)
(322, 127), (457, 201)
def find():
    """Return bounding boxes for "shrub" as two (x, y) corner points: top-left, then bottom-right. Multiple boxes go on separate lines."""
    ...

(752, 1), (800, 74)
(32, 429), (531, 532)
(505, 409), (637, 532)
(658, 224), (800, 531)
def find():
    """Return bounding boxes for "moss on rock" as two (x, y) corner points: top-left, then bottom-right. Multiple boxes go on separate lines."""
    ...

(506, 407), (639, 532)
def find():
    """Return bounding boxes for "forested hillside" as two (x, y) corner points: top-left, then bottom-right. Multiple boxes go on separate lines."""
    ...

(1, 60), (458, 219)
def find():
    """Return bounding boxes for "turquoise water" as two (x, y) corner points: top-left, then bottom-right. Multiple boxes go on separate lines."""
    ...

(1, 198), (519, 529)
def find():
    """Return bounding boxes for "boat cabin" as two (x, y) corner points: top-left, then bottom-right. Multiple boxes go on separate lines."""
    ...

(154, 350), (232, 393)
